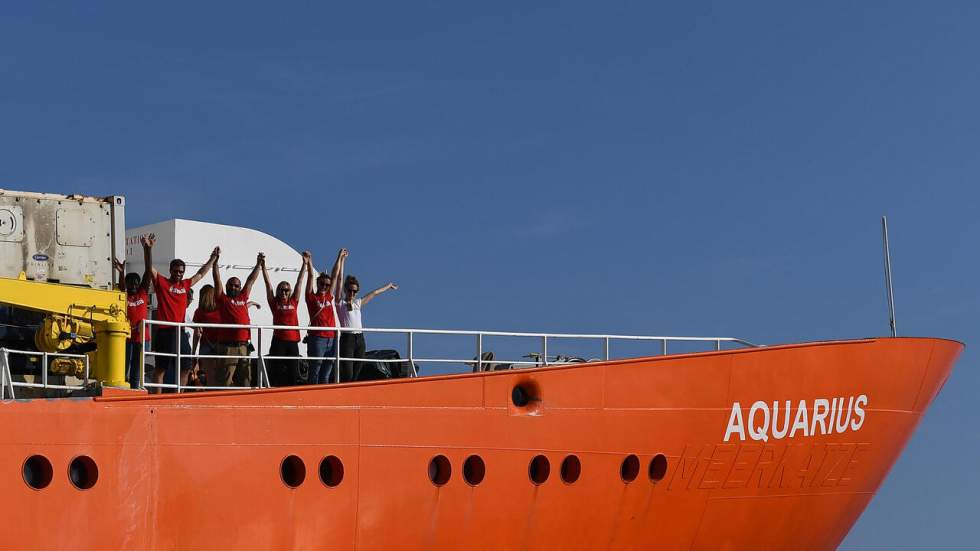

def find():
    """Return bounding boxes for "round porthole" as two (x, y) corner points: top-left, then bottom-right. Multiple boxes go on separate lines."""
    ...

(280, 455), (306, 488)
(69, 456), (99, 490)
(560, 455), (581, 484)
(620, 454), (639, 483)
(648, 454), (668, 483)
(319, 455), (344, 488)
(529, 455), (550, 485)
(23, 455), (53, 490)
(463, 455), (486, 486)
(428, 455), (451, 486)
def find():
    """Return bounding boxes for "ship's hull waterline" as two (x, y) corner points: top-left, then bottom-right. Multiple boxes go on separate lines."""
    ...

(0, 337), (961, 550)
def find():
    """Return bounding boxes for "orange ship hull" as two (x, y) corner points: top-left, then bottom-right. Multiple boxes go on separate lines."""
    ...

(0, 337), (961, 550)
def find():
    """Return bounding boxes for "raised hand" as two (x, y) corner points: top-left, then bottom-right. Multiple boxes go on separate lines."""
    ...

(257, 252), (266, 266)
(211, 246), (221, 259)
(339, 248), (349, 259)
(388, 283), (399, 290)
(302, 250), (311, 263)
(113, 258), (125, 273)
(141, 233), (156, 248)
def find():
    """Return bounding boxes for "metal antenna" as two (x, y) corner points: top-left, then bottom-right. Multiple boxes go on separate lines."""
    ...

(881, 216), (897, 337)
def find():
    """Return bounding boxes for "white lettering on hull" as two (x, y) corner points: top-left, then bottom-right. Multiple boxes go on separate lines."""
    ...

(724, 395), (868, 442)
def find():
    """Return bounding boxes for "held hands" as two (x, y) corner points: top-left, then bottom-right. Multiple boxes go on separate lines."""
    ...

(257, 252), (266, 266)
(339, 248), (349, 259)
(211, 247), (221, 260)
(302, 251), (312, 266)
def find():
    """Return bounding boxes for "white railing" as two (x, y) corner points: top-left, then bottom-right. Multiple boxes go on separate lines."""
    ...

(0, 348), (91, 399)
(140, 319), (758, 393)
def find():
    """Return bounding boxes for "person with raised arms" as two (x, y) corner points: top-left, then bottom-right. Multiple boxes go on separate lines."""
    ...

(142, 234), (219, 392)
(304, 248), (345, 384)
(261, 251), (308, 386)
(212, 251), (262, 388)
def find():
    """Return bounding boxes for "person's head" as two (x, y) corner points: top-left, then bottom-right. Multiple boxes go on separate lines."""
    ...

(124, 273), (141, 294)
(186, 287), (194, 305)
(316, 272), (331, 294)
(276, 281), (291, 300)
(169, 259), (186, 281)
(226, 277), (242, 297)
(344, 275), (360, 298)
(200, 284), (217, 311)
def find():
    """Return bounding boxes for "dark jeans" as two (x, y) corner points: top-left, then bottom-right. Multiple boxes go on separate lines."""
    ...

(267, 338), (300, 387)
(306, 335), (336, 384)
(125, 340), (149, 387)
(339, 332), (366, 382)
(152, 327), (192, 386)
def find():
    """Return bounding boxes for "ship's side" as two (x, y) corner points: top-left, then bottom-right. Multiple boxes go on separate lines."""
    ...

(0, 337), (961, 550)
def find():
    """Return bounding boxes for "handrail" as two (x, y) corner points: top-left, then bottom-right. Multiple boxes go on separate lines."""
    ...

(0, 348), (91, 396)
(139, 318), (758, 392)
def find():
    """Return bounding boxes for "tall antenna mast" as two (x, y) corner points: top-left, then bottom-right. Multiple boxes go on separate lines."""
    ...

(881, 216), (897, 337)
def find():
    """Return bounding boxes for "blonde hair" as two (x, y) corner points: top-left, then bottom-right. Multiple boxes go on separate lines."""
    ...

(199, 285), (217, 312)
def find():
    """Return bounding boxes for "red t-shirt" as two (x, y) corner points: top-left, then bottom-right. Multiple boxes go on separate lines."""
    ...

(192, 308), (224, 344)
(127, 289), (150, 342)
(217, 291), (251, 342)
(152, 273), (193, 323)
(271, 296), (300, 342)
(305, 291), (336, 338)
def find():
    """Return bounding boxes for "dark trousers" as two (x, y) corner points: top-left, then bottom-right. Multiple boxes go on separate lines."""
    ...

(339, 332), (366, 383)
(267, 338), (300, 387)
(152, 327), (192, 386)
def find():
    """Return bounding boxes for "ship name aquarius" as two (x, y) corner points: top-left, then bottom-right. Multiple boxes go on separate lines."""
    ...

(723, 395), (868, 442)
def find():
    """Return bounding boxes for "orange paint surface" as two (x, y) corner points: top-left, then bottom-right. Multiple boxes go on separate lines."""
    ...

(0, 337), (961, 550)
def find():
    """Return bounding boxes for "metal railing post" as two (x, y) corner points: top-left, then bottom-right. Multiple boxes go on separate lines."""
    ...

(256, 327), (262, 388)
(662, 339), (668, 356)
(42, 352), (48, 390)
(408, 331), (416, 377)
(476, 334), (483, 373)
(335, 328), (341, 383)
(1, 349), (7, 400)
(140, 319), (147, 390)
(603, 337), (610, 361)
(715, 339), (721, 351)
(175, 324), (182, 394)
(542, 336), (548, 366)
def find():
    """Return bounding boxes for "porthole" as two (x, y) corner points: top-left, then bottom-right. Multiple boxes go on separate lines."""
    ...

(648, 454), (668, 482)
(428, 455), (451, 486)
(620, 454), (639, 483)
(529, 455), (550, 485)
(280, 455), (306, 488)
(23, 455), (53, 490)
(69, 456), (99, 490)
(463, 455), (486, 486)
(560, 455), (581, 484)
(511, 380), (541, 409)
(319, 455), (344, 487)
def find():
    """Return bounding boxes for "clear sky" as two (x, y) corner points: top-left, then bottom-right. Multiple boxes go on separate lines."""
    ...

(2, 2), (977, 548)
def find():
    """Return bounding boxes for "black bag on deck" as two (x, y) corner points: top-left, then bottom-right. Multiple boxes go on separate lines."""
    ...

(356, 349), (418, 381)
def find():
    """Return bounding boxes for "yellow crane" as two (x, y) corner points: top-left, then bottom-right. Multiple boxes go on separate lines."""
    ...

(0, 273), (129, 388)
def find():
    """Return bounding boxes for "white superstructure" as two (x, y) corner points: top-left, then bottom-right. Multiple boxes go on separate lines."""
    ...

(125, 219), (314, 339)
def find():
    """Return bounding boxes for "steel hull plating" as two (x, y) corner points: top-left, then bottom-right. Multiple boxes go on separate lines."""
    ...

(0, 337), (961, 550)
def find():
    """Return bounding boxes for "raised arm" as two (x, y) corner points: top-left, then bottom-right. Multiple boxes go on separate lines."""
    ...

(261, 258), (275, 306)
(141, 234), (159, 281)
(329, 248), (347, 297)
(304, 252), (314, 297)
(189, 247), (220, 286)
(292, 252), (308, 302)
(112, 258), (125, 291)
(243, 253), (263, 296)
(212, 253), (224, 297)
(361, 282), (398, 306)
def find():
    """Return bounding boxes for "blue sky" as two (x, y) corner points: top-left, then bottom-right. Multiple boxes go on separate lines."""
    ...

(2, 2), (977, 547)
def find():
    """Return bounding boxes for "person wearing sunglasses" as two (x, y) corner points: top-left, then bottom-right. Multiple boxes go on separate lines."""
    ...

(336, 254), (398, 382)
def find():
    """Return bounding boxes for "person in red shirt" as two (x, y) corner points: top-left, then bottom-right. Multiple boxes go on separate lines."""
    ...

(142, 234), (219, 392)
(304, 248), (345, 384)
(191, 284), (223, 387)
(261, 251), (308, 387)
(113, 257), (151, 388)
(212, 251), (262, 387)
